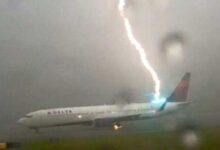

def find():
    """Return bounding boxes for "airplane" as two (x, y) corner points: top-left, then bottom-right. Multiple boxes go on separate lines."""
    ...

(18, 73), (191, 131)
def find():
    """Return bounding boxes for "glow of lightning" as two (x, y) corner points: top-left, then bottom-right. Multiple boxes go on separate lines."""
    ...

(118, 0), (161, 100)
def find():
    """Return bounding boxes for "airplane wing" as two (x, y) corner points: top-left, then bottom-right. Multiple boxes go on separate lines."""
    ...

(93, 112), (141, 127)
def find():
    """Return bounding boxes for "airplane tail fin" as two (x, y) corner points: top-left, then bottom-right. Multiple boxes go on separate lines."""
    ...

(167, 72), (191, 102)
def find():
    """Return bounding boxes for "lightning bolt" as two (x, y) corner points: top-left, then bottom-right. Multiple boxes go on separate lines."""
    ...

(118, 0), (161, 100)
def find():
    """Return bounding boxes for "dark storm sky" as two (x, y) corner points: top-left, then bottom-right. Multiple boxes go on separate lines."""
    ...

(0, 0), (220, 140)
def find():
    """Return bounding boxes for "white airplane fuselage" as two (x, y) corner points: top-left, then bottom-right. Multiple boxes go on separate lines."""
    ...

(18, 102), (181, 129)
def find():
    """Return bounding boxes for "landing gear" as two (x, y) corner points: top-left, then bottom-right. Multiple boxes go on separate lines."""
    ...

(113, 122), (122, 131)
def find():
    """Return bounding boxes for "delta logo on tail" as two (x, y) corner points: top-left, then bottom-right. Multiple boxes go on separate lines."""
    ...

(167, 73), (191, 102)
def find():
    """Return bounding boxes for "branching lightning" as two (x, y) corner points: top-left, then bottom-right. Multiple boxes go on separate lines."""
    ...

(118, 0), (161, 100)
